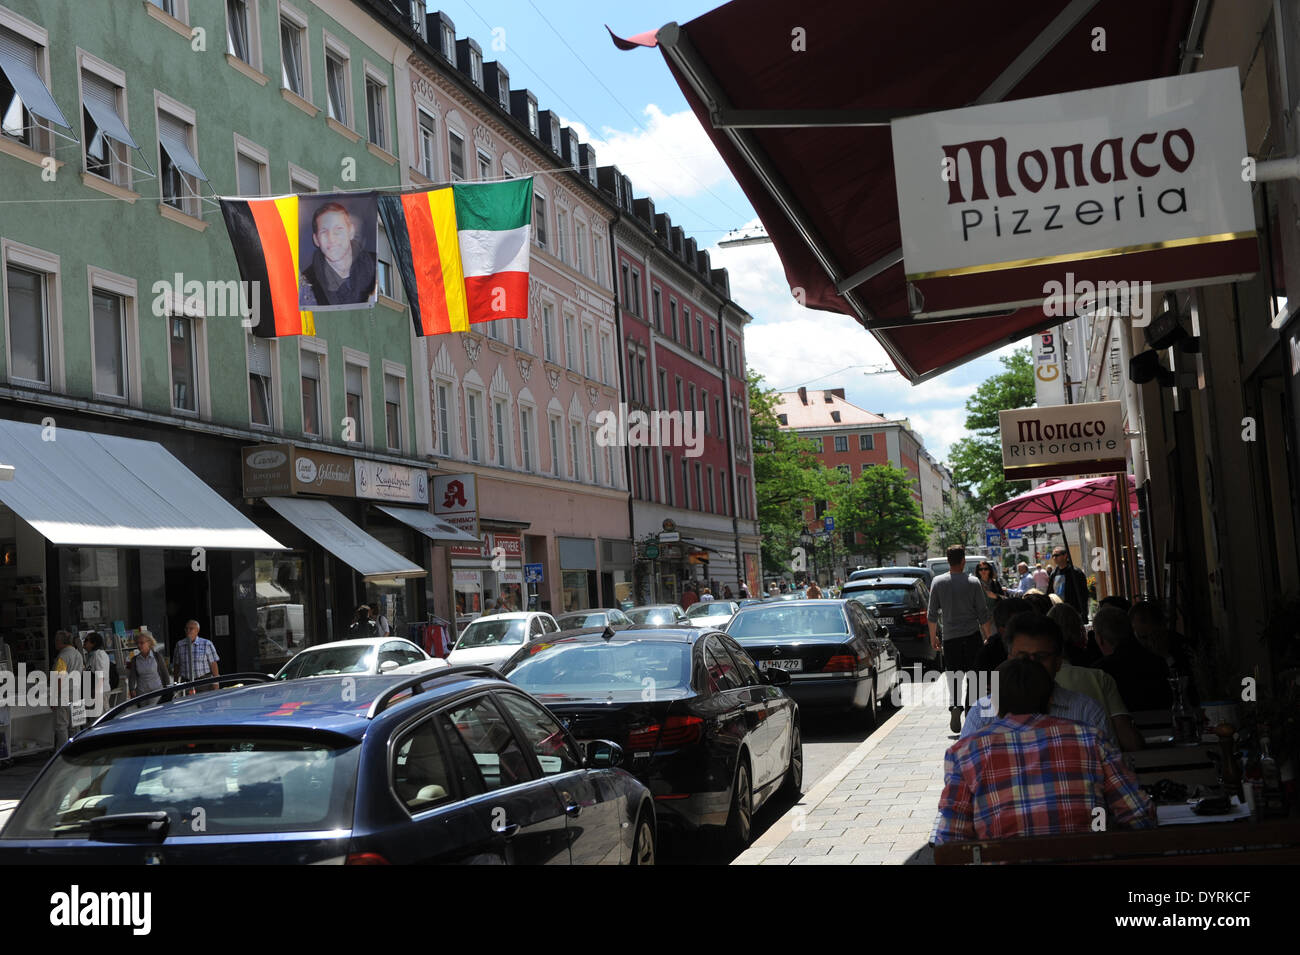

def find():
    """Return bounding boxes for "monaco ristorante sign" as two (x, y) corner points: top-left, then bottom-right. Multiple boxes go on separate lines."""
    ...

(891, 69), (1258, 318)
(999, 400), (1126, 481)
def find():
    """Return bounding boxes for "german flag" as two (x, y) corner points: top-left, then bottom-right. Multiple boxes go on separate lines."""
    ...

(219, 196), (315, 337)
(379, 178), (532, 337)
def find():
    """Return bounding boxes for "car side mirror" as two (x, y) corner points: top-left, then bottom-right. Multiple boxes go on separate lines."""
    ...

(378, 659), (400, 673)
(763, 668), (792, 687)
(584, 739), (625, 769)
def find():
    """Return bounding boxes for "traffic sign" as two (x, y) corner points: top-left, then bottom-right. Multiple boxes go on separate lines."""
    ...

(660, 531), (680, 543)
(1007, 528), (1023, 540)
(824, 516), (835, 531)
(985, 528), (1001, 547)
(524, 562), (544, 584)
(645, 544), (660, 560)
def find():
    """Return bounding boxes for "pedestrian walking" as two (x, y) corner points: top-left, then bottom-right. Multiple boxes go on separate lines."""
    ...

(927, 546), (993, 734)
(349, 604), (378, 637)
(369, 601), (391, 638)
(975, 560), (1004, 613)
(1047, 547), (1088, 616)
(1016, 562), (1035, 595)
(52, 630), (84, 746)
(82, 632), (111, 704)
(171, 619), (220, 688)
(804, 580), (823, 598)
(699, 587), (714, 603)
(722, 585), (733, 600)
(682, 585), (699, 609)
(127, 631), (172, 700)
(1032, 564), (1050, 592)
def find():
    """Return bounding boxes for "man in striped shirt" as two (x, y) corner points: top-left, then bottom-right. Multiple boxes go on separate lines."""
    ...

(932, 657), (1154, 844)
(172, 620), (220, 688)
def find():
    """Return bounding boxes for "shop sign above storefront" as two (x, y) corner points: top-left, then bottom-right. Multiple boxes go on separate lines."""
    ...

(432, 473), (479, 542)
(243, 444), (356, 498)
(999, 400), (1126, 481)
(891, 68), (1257, 319)
(355, 459), (429, 504)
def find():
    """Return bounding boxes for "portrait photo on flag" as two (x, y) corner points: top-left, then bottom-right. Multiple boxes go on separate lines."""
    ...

(297, 192), (379, 310)
(379, 177), (532, 337)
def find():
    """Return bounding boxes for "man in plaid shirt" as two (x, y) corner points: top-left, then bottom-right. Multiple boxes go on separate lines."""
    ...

(172, 619), (220, 686)
(932, 656), (1154, 844)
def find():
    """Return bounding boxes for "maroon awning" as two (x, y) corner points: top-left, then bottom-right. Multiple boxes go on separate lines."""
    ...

(612, 0), (1204, 382)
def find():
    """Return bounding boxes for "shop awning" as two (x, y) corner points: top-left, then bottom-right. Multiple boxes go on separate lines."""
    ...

(265, 497), (425, 580)
(0, 420), (284, 549)
(376, 504), (480, 544)
(611, 0), (1201, 382)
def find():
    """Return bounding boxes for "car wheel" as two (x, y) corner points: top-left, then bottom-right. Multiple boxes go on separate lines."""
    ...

(724, 758), (754, 850)
(779, 722), (803, 799)
(855, 674), (878, 729)
(631, 808), (655, 866)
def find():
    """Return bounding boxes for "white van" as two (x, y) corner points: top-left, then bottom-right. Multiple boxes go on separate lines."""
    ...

(926, 555), (1001, 580)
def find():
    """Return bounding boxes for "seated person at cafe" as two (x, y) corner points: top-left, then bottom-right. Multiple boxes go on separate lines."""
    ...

(1094, 606), (1172, 712)
(932, 658), (1155, 844)
(961, 612), (1116, 750)
(973, 597), (1026, 678)
(1048, 604), (1144, 752)
(1129, 601), (1197, 698)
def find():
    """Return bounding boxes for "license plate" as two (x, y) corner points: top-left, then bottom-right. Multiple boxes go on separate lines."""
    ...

(877, 617), (895, 626)
(760, 659), (803, 672)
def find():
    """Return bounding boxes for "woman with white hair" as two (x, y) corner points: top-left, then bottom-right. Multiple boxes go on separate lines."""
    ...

(126, 630), (172, 699)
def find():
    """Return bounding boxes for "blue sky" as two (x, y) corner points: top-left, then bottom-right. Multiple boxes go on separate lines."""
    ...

(424, 1), (1022, 460)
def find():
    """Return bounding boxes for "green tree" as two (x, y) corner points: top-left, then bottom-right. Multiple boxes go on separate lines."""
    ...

(930, 495), (984, 552)
(748, 370), (843, 573)
(829, 464), (930, 566)
(949, 347), (1035, 510)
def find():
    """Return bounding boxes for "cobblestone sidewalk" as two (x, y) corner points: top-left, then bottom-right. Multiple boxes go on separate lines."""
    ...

(734, 684), (954, 865)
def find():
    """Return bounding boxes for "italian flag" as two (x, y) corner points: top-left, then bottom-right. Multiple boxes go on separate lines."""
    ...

(379, 178), (533, 336)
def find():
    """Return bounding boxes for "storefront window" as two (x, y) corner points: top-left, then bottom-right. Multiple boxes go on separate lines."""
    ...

(612, 570), (634, 610)
(454, 569), (483, 630)
(253, 551), (309, 672)
(61, 547), (134, 634)
(365, 524), (420, 639)
(561, 570), (589, 613)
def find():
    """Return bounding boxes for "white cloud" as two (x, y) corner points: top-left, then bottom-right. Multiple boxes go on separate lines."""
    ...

(563, 105), (734, 200)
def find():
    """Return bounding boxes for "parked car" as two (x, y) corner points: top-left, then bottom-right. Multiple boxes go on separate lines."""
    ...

(447, 612), (560, 670)
(724, 599), (899, 727)
(626, 604), (689, 626)
(274, 637), (446, 680)
(497, 627), (799, 850)
(840, 576), (934, 667)
(848, 566), (933, 585)
(0, 669), (655, 864)
(683, 600), (740, 628)
(926, 555), (1000, 580)
(554, 608), (634, 631)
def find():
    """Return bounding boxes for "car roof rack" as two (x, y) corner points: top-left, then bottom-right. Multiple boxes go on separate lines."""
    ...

(367, 665), (503, 719)
(88, 673), (275, 729)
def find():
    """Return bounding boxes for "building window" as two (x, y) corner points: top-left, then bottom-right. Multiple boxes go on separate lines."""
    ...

(448, 129), (465, 181)
(466, 390), (482, 462)
(834, 435), (848, 452)
(675, 377), (683, 413)
(720, 471), (728, 515)
(688, 384), (697, 425)
(859, 433), (874, 450)
(682, 459), (691, 510)
(470, 48), (483, 87)
(279, 14), (307, 98)
(709, 327), (717, 365)
(441, 23), (456, 61)
(534, 193), (547, 248)
(663, 453), (674, 506)
(695, 316), (703, 354)
(300, 348), (322, 436)
(582, 324), (593, 379)
(575, 221), (586, 274)
(435, 381), (452, 455)
(5, 264), (50, 387)
(542, 302), (555, 362)
(527, 99), (538, 136)
(519, 407), (533, 471)
(376, 222), (396, 299)
(683, 308), (692, 349)
(236, 148), (266, 197)
(226, 0), (254, 66)
(556, 209), (567, 263)
(837, 464), (851, 479)
(657, 370), (667, 409)
(365, 75), (388, 150)
(345, 362), (366, 444)
(570, 422), (582, 480)
(669, 300), (678, 339)
(715, 397), (721, 437)
(628, 268), (641, 316)
(702, 389), (709, 434)
(707, 466), (715, 512)
(694, 462), (703, 510)
(549, 415), (562, 477)
(157, 109), (205, 216)
(417, 109), (437, 178)
(592, 234), (603, 285)
(81, 70), (131, 185)
(514, 314), (529, 352)
(169, 315), (198, 414)
(493, 398), (508, 467)
(325, 49), (349, 125)
(600, 330), (613, 385)
(384, 373), (403, 451)
(289, 163), (317, 194)
(564, 314), (576, 370)
(84, 288), (128, 400)
(247, 333), (273, 427)
(589, 428), (600, 484)
(0, 27), (50, 152)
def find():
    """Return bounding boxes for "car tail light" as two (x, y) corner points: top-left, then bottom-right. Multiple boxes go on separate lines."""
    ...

(903, 610), (928, 626)
(628, 715), (704, 751)
(345, 853), (390, 865)
(823, 654), (858, 672)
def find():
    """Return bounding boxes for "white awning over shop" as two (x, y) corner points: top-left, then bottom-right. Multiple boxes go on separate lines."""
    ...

(265, 497), (425, 580)
(0, 420), (284, 549)
(376, 504), (480, 543)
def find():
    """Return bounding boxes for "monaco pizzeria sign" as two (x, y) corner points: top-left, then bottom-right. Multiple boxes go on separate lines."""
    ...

(999, 400), (1126, 481)
(891, 68), (1258, 319)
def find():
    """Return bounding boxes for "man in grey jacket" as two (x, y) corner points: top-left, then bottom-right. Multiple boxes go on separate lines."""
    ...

(927, 546), (992, 734)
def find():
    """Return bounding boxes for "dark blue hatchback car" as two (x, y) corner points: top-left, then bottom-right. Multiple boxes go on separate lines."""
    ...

(0, 669), (655, 865)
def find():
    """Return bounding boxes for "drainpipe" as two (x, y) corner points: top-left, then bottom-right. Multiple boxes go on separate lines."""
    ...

(718, 301), (743, 593)
(607, 215), (638, 599)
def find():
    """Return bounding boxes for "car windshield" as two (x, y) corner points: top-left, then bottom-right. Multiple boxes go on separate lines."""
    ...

(281, 645), (373, 679)
(556, 612), (606, 629)
(727, 604), (848, 638)
(2, 737), (360, 838)
(456, 618), (529, 648)
(847, 588), (912, 607)
(686, 601), (734, 618)
(627, 607), (677, 625)
(506, 641), (693, 701)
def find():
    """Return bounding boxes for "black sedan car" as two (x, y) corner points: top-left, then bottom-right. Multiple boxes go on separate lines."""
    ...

(0, 670), (655, 865)
(554, 608), (635, 630)
(724, 599), (899, 726)
(840, 576), (935, 666)
(498, 628), (800, 850)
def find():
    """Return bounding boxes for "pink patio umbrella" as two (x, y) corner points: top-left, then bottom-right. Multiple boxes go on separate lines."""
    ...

(986, 475), (1137, 566)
